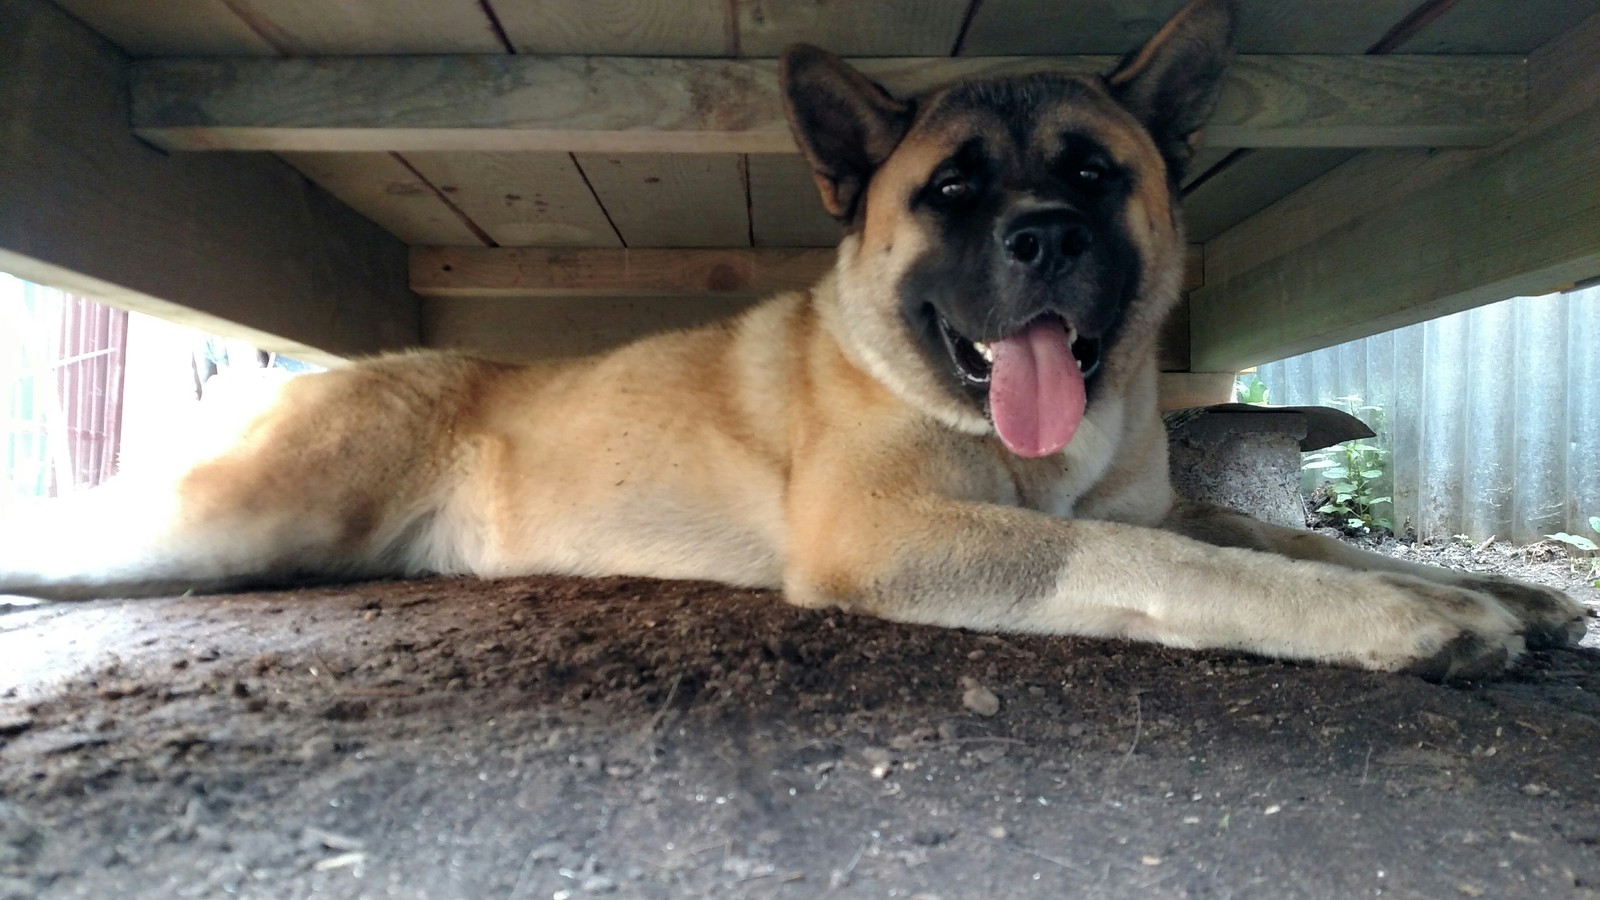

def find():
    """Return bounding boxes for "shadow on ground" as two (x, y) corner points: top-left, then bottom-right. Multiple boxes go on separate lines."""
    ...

(3, 576), (1600, 899)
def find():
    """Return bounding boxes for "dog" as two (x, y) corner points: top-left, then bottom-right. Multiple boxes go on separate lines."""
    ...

(0, 0), (1586, 679)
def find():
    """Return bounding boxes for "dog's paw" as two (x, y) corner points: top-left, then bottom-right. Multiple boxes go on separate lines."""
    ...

(1451, 574), (1590, 650)
(1360, 574), (1525, 682)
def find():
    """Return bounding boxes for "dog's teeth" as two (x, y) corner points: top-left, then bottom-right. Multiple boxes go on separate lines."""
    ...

(1075, 358), (1083, 371)
(974, 341), (994, 362)
(1065, 325), (1078, 345)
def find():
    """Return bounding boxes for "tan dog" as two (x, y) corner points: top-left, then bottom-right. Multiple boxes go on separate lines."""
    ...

(0, 0), (1586, 679)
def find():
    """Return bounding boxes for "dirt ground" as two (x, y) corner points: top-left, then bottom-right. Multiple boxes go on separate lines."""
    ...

(3, 537), (1600, 900)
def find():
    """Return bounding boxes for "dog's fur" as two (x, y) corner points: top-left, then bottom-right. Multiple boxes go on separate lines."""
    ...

(0, 0), (1585, 678)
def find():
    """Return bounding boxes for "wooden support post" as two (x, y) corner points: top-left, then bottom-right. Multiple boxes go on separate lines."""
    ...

(0, 0), (419, 366)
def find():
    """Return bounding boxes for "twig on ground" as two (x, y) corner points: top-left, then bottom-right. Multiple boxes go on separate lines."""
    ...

(1123, 692), (1143, 761)
(647, 671), (684, 734)
(969, 834), (1092, 877)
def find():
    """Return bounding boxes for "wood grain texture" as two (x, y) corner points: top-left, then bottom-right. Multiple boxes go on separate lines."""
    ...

(494, 0), (730, 56)
(130, 54), (1526, 153)
(51, 0), (276, 55)
(1203, 9), (1600, 291)
(747, 154), (842, 248)
(426, 290), (1227, 410)
(224, 0), (506, 54)
(1190, 9), (1600, 371)
(0, 0), (418, 366)
(422, 296), (756, 362)
(960, 0), (1419, 55)
(1529, 7), (1600, 125)
(279, 151), (484, 245)
(415, 245), (1201, 298)
(1182, 148), (1357, 242)
(1156, 373), (1237, 412)
(56, 0), (506, 56)
(1190, 105), (1600, 371)
(1404, 0), (1600, 53)
(410, 247), (835, 298)
(1157, 293), (1192, 373)
(1181, 146), (1234, 188)
(573, 154), (750, 248)
(735, 0), (971, 56)
(1204, 54), (1525, 148)
(401, 153), (622, 247)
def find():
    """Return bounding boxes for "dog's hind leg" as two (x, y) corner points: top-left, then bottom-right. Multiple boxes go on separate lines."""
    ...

(0, 355), (487, 600)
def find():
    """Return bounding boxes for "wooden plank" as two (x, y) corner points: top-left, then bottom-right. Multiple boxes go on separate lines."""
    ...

(961, 0), (1418, 55)
(414, 245), (1203, 300)
(422, 296), (755, 362)
(573, 154), (749, 248)
(1157, 373), (1237, 412)
(1202, 9), (1600, 303)
(1190, 103), (1600, 371)
(130, 53), (1528, 154)
(50, 0), (276, 55)
(411, 248), (835, 298)
(1405, 0), (1600, 54)
(1181, 146), (1233, 189)
(748, 154), (842, 248)
(1157, 294), (1192, 373)
(0, 0), (418, 366)
(279, 151), (483, 246)
(59, 0), (506, 55)
(737, 0), (971, 56)
(241, 0), (506, 54)
(1182, 148), (1357, 242)
(493, 0), (729, 56)
(1529, 8), (1600, 124)
(401, 153), (621, 247)
(431, 293), (1238, 411)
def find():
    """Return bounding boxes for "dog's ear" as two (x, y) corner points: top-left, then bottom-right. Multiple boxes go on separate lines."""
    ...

(780, 45), (914, 222)
(1105, 0), (1235, 183)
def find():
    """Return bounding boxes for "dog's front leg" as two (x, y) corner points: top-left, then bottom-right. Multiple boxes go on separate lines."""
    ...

(785, 496), (1542, 679)
(1163, 501), (1590, 650)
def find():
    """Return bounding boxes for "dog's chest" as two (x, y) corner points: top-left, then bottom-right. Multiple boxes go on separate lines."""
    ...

(1003, 421), (1119, 520)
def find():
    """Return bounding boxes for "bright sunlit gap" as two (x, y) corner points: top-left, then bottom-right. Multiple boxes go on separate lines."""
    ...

(0, 272), (323, 610)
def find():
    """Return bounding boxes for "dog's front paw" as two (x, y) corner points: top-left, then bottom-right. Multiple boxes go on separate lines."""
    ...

(1451, 574), (1590, 649)
(1361, 574), (1525, 681)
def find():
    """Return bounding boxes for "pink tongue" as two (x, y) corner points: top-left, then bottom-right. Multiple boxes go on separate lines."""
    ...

(988, 319), (1086, 457)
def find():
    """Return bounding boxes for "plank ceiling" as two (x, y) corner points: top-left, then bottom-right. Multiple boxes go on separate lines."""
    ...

(51, 0), (1600, 251)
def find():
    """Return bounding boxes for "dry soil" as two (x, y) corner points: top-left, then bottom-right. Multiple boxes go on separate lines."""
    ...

(2, 537), (1599, 899)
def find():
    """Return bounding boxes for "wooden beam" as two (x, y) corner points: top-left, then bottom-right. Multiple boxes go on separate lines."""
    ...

(412, 248), (836, 298)
(413, 245), (1205, 299)
(429, 289), (1240, 412)
(1189, 12), (1600, 372)
(131, 54), (1526, 154)
(422, 296), (757, 362)
(1157, 373), (1237, 412)
(0, 0), (420, 366)
(1191, 111), (1600, 369)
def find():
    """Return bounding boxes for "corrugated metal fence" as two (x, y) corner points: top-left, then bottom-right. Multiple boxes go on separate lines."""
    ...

(1256, 286), (1599, 544)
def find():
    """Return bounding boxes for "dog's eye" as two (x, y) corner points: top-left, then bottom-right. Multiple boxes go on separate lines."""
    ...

(933, 174), (972, 203)
(1075, 162), (1109, 185)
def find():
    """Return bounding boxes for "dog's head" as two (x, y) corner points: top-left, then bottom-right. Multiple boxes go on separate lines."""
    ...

(781, 0), (1233, 457)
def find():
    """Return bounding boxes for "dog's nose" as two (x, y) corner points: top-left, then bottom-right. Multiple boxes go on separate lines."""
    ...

(1001, 209), (1092, 277)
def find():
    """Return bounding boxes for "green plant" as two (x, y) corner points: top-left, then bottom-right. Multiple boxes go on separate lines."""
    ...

(1547, 516), (1600, 587)
(1233, 373), (1270, 405)
(1301, 395), (1392, 534)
